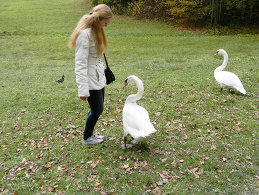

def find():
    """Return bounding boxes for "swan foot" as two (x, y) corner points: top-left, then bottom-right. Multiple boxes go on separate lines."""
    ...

(121, 136), (132, 148)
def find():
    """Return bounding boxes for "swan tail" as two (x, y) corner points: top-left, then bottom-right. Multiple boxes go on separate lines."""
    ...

(139, 128), (157, 139)
(235, 86), (246, 94)
(234, 81), (246, 94)
(127, 127), (157, 140)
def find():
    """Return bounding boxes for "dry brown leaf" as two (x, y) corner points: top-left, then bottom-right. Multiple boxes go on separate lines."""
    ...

(210, 145), (217, 151)
(48, 187), (55, 192)
(57, 166), (63, 171)
(217, 168), (223, 174)
(222, 157), (228, 162)
(162, 178), (169, 184)
(155, 112), (161, 117)
(161, 158), (167, 163)
(171, 161), (178, 169)
(156, 181), (163, 186)
(245, 156), (252, 160)
(194, 173), (199, 179)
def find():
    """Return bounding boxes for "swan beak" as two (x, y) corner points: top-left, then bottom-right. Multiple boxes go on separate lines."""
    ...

(123, 82), (128, 88)
(214, 51), (219, 56)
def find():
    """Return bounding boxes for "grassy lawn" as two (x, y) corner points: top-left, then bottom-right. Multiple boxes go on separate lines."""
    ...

(0, 0), (258, 194)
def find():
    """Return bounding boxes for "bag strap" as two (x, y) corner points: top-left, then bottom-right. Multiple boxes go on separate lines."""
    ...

(103, 53), (109, 68)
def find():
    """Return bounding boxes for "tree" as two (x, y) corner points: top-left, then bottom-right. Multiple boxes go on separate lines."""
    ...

(93, 0), (259, 25)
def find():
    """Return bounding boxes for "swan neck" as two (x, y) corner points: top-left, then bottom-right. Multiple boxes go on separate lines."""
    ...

(135, 81), (144, 100)
(126, 78), (144, 102)
(215, 52), (228, 72)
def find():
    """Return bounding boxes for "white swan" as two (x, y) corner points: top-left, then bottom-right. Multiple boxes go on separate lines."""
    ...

(122, 75), (157, 148)
(214, 49), (246, 94)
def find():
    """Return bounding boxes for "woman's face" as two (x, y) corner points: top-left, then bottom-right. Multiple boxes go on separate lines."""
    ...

(99, 18), (111, 28)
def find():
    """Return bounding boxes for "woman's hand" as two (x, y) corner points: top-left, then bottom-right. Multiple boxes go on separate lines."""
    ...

(80, 97), (88, 101)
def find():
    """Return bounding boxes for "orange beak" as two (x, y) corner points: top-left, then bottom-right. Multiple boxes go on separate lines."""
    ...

(123, 82), (128, 88)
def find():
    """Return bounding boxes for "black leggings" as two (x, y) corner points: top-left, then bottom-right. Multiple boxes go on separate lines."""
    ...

(84, 88), (104, 140)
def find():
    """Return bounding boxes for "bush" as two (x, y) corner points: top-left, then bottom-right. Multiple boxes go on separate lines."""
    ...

(128, 0), (170, 19)
(164, 0), (209, 24)
(92, 0), (133, 14)
(92, 0), (170, 18)
(92, 0), (259, 26)
(165, 0), (259, 25)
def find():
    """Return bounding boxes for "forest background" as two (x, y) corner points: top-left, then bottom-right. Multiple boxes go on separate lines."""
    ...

(93, 0), (259, 27)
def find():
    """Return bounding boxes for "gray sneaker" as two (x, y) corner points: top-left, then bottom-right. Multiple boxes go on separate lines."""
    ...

(82, 137), (103, 145)
(92, 134), (105, 139)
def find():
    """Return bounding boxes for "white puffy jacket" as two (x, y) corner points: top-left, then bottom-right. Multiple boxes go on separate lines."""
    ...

(75, 28), (106, 97)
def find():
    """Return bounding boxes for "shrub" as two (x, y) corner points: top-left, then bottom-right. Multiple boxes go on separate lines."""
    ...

(164, 0), (209, 24)
(128, 0), (170, 19)
(92, 0), (133, 14)
(92, 0), (259, 26)
(92, 0), (170, 18)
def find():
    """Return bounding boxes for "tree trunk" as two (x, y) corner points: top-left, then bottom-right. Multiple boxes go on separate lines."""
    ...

(211, 0), (214, 24)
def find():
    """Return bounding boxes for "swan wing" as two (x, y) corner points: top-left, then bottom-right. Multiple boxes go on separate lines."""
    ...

(123, 103), (157, 139)
(215, 71), (246, 94)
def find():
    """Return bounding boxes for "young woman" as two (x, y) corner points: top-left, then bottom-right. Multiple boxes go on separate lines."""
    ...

(69, 4), (113, 145)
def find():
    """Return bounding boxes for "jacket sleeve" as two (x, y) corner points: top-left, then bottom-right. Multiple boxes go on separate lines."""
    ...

(75, 31), (90, 97)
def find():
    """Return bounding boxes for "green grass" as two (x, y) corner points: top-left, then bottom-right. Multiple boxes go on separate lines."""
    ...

(0, 0), (258, 194)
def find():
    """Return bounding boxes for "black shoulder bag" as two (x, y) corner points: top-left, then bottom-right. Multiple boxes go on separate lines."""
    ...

(103, 53), (115, 85)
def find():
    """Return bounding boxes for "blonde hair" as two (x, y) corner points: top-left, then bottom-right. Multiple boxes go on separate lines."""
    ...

(69, 4), (112, 55)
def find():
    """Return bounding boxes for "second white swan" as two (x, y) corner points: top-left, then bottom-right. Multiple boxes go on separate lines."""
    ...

(214, 49), (246, 94)
(122, 75), (157, 148)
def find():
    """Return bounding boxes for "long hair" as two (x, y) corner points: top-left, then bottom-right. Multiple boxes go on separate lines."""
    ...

(69, 4), (112, 55)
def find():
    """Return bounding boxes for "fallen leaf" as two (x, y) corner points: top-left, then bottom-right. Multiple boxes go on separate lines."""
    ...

(156, 181), (164, 186)
(222, 157), (227, 162)
(210, 145), (217, 151)
(108, 189), (115, 194)
(217, 168), (223, 174)
(57, 166), (62, 171)
(194, 173), (199, 179)
(162, 178), (169, 184)
(245, 156), (252, 160)
(155, 112), (161, 117)
(161, 158), (167, 163)
(48, 187), (55, 192)
(171, 161), (177, 169)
